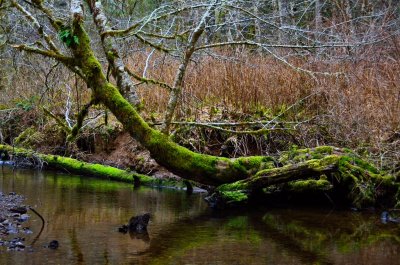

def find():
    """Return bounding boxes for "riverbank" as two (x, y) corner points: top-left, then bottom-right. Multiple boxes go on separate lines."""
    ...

(0, 191), (31, 251)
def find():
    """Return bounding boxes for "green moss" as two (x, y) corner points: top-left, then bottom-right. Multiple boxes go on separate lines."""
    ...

(220, 191), (248, 204)
(339, 155), (379, 174)
(0, 144), (192, 189)
(14, 127), (35, 146)
(314, 146), (334, 154)
(217, 181), (249, 192)
(286, 179), (333, 192)
(336, 155), (397, 208)
(279, 146), (336, 164)
(14, 127), (44, 148)
(234, 156), (276, 173)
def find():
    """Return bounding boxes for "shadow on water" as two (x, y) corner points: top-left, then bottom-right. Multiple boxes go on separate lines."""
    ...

(0, 166), (399, 265)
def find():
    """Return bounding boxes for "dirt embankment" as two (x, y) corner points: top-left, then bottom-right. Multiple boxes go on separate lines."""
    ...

(86, 132), (179, 180)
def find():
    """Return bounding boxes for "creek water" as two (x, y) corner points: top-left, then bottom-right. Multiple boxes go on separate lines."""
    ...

(0, 166), (399, 265)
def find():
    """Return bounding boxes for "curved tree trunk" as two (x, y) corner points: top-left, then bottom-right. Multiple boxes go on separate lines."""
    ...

(64, 6), (398, 208)
(69, 11), (268, 186)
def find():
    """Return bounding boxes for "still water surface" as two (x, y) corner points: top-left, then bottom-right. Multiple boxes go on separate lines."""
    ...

(0, 166), (399, 265)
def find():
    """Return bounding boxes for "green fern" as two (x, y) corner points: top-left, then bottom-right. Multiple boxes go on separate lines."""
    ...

(59, 28), (79, 47)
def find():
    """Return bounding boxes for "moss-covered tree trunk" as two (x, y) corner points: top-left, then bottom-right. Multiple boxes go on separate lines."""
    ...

(68, 4), (272, 186)
(65, 3), (398, 208)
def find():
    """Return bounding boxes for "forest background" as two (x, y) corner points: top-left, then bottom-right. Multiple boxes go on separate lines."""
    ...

(0, 0), (398, 201)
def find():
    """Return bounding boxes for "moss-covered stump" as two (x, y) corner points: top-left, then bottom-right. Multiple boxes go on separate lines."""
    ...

(0, 144), (190, 189)
(206, 146), (399, 209)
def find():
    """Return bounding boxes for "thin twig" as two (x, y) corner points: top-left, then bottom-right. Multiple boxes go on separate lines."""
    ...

(29, 206), (45, 246)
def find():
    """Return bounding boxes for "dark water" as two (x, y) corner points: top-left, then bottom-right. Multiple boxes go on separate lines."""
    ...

(0, 167), (399, 265)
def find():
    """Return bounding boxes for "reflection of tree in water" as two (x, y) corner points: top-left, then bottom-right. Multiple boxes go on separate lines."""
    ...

(69, 227), (84, 264)
(140, 210), (400, 265)
(259, 210), (400, 265)
(129, 230), (150, 243)
(1, 168), (399, 264)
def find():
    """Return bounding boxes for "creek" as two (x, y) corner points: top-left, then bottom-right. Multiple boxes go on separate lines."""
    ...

(0, 166), (399, 265)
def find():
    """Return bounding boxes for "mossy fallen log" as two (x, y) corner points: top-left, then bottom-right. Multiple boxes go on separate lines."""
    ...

(0, 144), (188, 189)
(206, 147), (399, 209)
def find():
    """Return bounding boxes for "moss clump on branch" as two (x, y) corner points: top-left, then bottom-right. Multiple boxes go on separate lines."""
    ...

(14, 126), (44, 148)
(285, 178), (333, 192)
(207, 148), (398, 209)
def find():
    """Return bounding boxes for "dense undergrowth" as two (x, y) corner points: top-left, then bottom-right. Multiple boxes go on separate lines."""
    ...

(0, 47), (398, 180)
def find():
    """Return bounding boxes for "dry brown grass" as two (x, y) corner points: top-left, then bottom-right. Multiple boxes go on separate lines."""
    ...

(1, 43), (399, 172)
(129, 48), (399, 140)
(123, 46), (399, 172)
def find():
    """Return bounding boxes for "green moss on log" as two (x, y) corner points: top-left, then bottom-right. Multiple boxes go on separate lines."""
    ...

(0, 144), (190, 188)
(286, 178), (333, 192)
(210, 149), (397, 208)
(220, 191), (249, 204)
(279, 145), (336, 164)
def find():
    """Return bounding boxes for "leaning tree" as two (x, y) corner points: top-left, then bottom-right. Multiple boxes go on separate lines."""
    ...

(2, 0), (399, 208)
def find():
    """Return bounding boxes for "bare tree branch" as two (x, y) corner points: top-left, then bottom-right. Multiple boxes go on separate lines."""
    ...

(88, 0), (140, 106)
(162, 0), (220, 134)
(11, 44), (74, 64)
(101, 3), (210, 37)
(125, 67), (173, 91)
(10, 0), (60, 52)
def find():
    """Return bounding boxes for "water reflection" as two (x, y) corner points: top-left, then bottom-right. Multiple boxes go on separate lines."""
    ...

(0, 167), (399, 264)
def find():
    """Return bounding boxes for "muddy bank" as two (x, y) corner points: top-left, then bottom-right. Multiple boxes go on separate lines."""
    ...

(0, 191), (32, 251)
(85, 132), (179, 180)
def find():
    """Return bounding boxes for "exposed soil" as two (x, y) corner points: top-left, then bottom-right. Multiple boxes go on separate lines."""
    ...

(86, 132), (180, 180)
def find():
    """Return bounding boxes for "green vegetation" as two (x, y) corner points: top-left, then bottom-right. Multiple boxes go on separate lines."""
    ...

(59, 27), (79, 47)
(207, 148), (398, 208)
(0, 144), (189, 189)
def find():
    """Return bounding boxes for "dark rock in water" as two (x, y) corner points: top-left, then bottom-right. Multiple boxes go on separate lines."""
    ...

(47, 240), (59, 249)
(128, 213), (151, 233)
(118, 224), (128, 234)
(10, 206), (27, 214)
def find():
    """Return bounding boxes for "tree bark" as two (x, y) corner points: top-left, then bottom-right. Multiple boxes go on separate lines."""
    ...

(87, 0), (140, 106)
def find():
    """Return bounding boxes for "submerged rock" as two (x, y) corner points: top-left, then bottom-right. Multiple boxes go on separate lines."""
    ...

(128, 213), (151, 233)
(10, 207), (27, 214)
(119, 213), (151, 234)
(47, 240), (59, 249)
